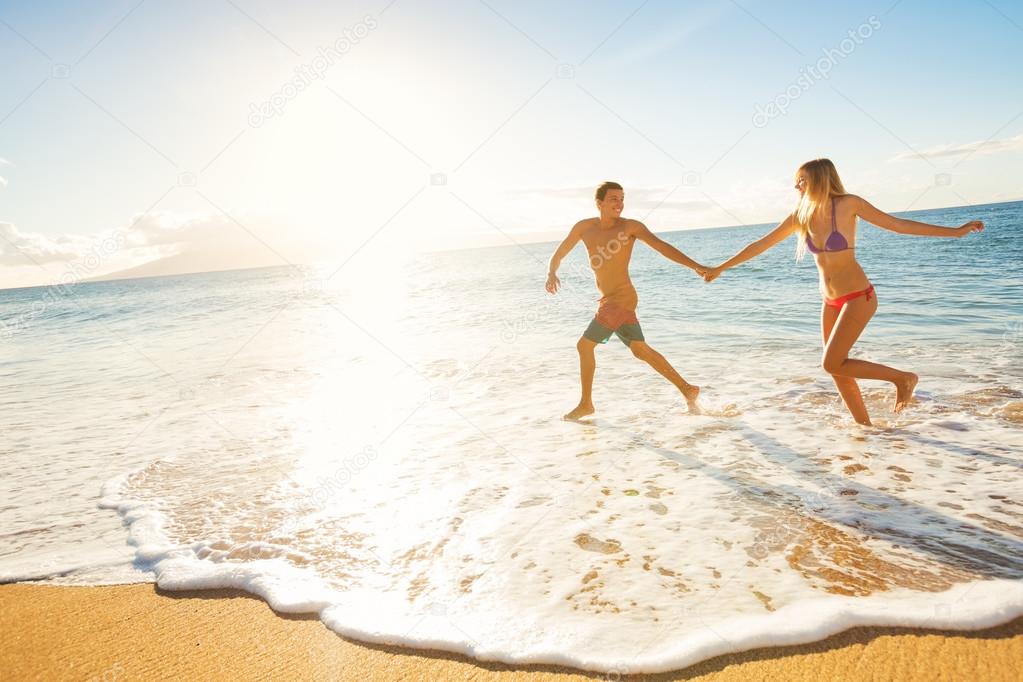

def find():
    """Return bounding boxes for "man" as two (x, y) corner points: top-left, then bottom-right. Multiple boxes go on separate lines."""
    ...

(545, 181), (705, 420)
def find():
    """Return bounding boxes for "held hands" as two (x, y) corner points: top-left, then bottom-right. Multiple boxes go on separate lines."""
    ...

(690, 262), (723, 282)
(545, 272), (561, 294)
(956, 220), (984, 237)
(702, 266), (723, 283)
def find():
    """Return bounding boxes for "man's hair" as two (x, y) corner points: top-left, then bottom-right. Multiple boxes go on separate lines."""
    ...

(595, 181), (623, 201)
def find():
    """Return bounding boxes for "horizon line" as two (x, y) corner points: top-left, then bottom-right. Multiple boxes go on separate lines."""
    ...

(1, 196), (1018, 293)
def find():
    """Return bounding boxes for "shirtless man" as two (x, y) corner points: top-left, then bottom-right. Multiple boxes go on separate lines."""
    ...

(545, 181), (706, 420)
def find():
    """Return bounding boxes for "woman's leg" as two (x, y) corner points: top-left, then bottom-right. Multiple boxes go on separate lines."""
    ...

(822, 294), (918, 414)
(821, 303), (870, 425)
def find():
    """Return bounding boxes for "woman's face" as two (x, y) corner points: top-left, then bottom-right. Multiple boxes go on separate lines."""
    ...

(794, 174), (807, 197)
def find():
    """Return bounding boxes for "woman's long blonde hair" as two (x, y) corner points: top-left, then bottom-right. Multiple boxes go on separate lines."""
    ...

(794, 158), (846, 259)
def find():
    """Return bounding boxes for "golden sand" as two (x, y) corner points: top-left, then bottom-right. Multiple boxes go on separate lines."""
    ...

(1, 583), (1020, 681)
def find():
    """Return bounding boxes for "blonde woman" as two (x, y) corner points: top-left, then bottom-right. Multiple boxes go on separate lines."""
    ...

(702, 159), (984, 426)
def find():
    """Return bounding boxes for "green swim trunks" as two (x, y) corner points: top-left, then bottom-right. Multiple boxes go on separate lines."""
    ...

(582, 301), (645, 347)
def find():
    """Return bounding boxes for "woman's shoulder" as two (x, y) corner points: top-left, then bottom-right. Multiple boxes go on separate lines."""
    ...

(834, 193), (863, 208)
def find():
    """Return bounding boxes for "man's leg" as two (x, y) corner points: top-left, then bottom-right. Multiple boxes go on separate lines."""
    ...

(628, 340), (701, 413)
(564, 336), (599, 420)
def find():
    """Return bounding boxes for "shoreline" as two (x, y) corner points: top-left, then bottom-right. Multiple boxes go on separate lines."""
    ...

(2, 583), (1021, 681)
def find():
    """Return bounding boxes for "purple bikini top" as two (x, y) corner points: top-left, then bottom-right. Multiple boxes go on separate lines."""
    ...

(805, 197), (850, 254)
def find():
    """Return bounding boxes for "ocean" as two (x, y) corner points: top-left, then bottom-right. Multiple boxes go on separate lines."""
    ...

(2, 200), (1021, 673)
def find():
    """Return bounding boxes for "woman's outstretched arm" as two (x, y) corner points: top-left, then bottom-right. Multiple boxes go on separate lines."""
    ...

(855, 196), (984, 237)
(704, 214), (798, 282)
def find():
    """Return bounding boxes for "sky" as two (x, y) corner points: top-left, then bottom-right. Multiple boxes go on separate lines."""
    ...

(1, 0), (1022, 288)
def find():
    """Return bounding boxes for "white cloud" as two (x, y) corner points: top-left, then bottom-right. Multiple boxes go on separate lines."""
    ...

(0, 222), (89, 266)
(623, 186), (716, 213)
(511, 178), (798, 232)
(0, 208), (296, 285)
(890, 134), (1023, 161)
(0, 214), (203, 270)
(515, 185), (715, 212)
(122, 211), (232, 248)
(121, 210), (300, 262)
(0, 176), (7, 188)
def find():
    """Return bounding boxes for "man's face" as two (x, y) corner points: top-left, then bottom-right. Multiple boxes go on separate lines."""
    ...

(598, 189), (624, 216)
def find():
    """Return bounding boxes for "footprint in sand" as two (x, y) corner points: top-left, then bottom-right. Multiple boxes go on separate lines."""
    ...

(575, 533), (622, 554)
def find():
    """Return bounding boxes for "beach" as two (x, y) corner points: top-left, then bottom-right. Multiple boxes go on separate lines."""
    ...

(4, 0), (1022, 676)
(3, 583), (1021, 680)
(2, 202), (1022, 675)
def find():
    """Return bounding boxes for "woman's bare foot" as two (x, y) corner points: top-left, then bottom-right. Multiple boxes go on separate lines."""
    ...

(563, 403), (595, 421)
(894, 372), (918, 413)
(683, 384), (701, 415)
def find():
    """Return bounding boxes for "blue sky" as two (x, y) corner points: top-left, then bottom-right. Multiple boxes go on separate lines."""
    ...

(1, 0), (1021, 287)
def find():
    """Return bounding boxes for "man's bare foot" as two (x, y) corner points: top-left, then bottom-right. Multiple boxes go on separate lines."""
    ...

(563, 403), (595, 421)
(682, 384), (701, 415)
(894, 373), (918, 413)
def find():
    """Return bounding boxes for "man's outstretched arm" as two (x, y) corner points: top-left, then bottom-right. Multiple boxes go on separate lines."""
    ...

(630, 221), (705, 273)
(546, 222), (584, 294)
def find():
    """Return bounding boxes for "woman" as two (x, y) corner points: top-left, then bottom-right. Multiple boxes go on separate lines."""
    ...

(702, 158), (984, 425)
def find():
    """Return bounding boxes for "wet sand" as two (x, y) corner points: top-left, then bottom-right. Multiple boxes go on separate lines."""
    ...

(2, 583), (1021, 681)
